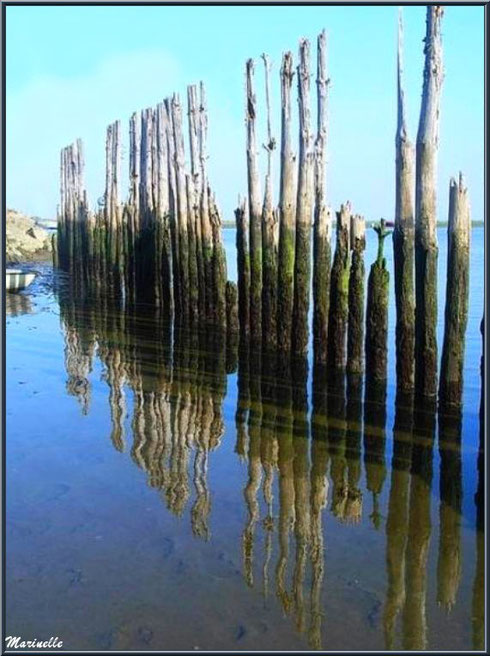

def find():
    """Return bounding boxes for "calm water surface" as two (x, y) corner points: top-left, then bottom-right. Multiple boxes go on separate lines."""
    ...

(6, 228), (484, 651)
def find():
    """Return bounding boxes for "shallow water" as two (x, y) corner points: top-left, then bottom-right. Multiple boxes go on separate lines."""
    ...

(6, 228), (484, 651)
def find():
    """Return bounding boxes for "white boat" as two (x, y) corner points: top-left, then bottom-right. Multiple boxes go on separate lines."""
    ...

(6, 269), (36, 292)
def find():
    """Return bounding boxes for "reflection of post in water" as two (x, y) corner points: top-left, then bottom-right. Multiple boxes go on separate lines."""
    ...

(402, 398), (436, 651)
(345, 373), (363, 523)
(437, 405), (462, 612)
(166, 328), (192, 517)
(383, 392), (413, 650)
(327, 368), (348, 520)
(242, 347), (263, 587)
(291, 358), (310, 633)
(472, 380), (484, 650)
(275, 355), (296, 615)
(309, 362), (330, 650)
(363, 377), (387, 529)
(235, 345), (250, 459)
(61, 296), (96, 415)
(98, 298), (127, 452)
(259, 352), (278, 599)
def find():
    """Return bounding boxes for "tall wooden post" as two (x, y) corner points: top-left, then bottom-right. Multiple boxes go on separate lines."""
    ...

(235, 197), (250, 341)
(439, 174), (471, 406)
(313, 30), (331, 366)
(347, 214), (366, 375)
(188, 84), (205, 319)
(415, 6), (444, 397)
(199, 83), (214, 323)
(171, 94), (190, 323)
(186, 173), (199, 322)
(155, 102), (173, 316)
(394, 9), (416, 392)
(246, 59), (263, 344)
(261, 54), (278, 351)
(327, 202), (351, 368)
(292, 38), (314, 359)
(277, 51), (296, 353)
(165, 98), (181, 317)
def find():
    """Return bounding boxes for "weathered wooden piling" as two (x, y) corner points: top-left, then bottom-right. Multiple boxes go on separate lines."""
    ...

(277, 51), (296, 353)
(313, 30), (331, 366)
(261, 53), (278, 352)
(394, 10), (416, 392)
(171, 94), (190, 323)
(198, 83), (214, 323)
(209, 191), (227, 331)
(246, 59), (263, 344)
(439, 174), (471, 406)
(415, 6), (444, 397)
(186, 173), (199, 321)
(235, 198), (250, 341)
(104, 121), (122, 283)
(58, 140), (88, 278)
(226, 280), (239, 369)
(327, 202), (351, 368)
(292, 39), (314, 358)
(365, 219), (392, 381)
(166, 97), (181, 315)
(188, 85), (205, 319)
(347, 214), (366, 375)
(155, 102), (173, 317)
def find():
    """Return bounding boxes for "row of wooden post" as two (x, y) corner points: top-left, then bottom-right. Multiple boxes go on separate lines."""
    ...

(57, 83), (235, 334)
(236, 6), (471, 405)
(56, 6), (474, 406)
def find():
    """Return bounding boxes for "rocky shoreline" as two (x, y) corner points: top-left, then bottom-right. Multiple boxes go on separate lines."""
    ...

(6, 209), (53, 264)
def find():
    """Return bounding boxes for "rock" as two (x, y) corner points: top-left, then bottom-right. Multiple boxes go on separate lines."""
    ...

(6, 208), (52, 263)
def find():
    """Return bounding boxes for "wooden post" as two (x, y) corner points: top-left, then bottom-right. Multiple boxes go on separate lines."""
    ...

(365, 219), (392, 382)
(156, 102), (173, 317)
(394, 9), (416, 392)
(261, 54), (278, 352)
(347, 214), (366, 375)
(105, 121), (122, 280)
(209, 190), (227, 331)
(188, 84), (205, 320)
(226, 280), (239, 369)
(165, 98), (181, 317)
(235, 197), (250, 341)
(199, 83), (214, 323)
(186, 173), (199, 322)
(313, 30), (331, 366)
(140, 108), (154, 227)
(415, 6), (444, 397)
(127, 111), (141, 301)
(292, 38), (314, 359)
(171, 94), (190, 323)
(246, 59), (263, 344)
(277, 51), (296, 353)
(439, 174), (470, 406)
(327, 202), (351, 368)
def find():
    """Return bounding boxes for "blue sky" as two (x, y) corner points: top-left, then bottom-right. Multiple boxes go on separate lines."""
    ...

(6, 4), (484, 223)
